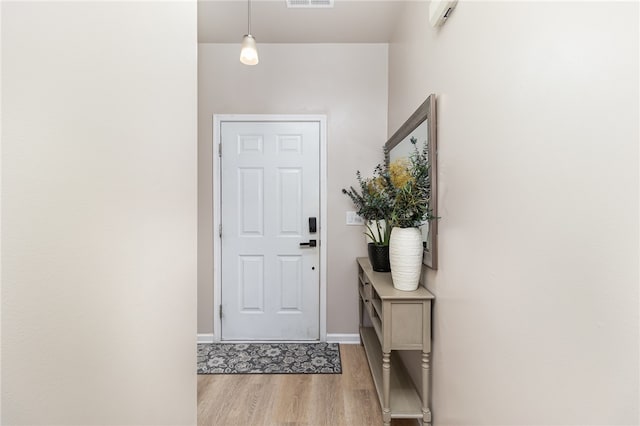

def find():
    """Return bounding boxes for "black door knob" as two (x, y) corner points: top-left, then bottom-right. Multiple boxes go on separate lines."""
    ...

(299, 239), (317, 248)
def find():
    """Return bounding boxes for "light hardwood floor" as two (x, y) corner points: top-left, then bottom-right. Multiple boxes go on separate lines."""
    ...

(198, 344), (416, 426)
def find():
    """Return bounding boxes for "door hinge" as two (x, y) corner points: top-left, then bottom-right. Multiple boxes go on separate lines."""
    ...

(218, 143), (222, 157)
(219, 224), (222, 238)
(219, 305), (223, 319)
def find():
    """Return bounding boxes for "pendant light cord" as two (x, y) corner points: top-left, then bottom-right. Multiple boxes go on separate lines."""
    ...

(248, 0), (252, 35)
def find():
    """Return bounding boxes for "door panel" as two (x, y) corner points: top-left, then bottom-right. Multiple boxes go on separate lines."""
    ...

(278, 255), (303, 312)
(238, 168), (264, 235)
(238, 255), (264, 312)
(221, 121), (320, 340)
(278, 168), (302, 235)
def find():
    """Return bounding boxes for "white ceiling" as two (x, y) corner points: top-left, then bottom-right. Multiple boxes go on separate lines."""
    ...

(198, 1), (407, 43)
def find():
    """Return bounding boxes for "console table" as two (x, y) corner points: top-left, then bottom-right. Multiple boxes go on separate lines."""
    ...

(357, 257), (435, 426)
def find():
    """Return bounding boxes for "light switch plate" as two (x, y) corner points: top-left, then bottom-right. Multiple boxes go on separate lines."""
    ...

(346, 211), (365, 226)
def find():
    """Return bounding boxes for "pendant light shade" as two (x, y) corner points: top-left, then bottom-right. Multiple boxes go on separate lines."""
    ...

(240, 0), (259, 65)
(240, 34), (259, 65)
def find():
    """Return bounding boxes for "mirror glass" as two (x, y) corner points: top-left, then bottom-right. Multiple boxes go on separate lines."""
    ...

(388, 119), (430, 251)
(385, 95), (438, 269)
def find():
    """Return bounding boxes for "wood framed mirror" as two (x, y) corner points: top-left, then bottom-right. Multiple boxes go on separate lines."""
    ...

(385, 95), (438, 269)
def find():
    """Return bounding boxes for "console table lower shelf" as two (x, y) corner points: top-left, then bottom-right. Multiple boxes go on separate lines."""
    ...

(360, 327), (424, 419)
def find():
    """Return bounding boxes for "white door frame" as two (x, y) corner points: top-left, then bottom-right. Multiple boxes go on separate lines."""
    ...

(212, 114), (328, 342)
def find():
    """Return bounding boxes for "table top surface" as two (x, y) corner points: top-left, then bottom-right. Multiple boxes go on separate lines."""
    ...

(358, 257), (435, 300)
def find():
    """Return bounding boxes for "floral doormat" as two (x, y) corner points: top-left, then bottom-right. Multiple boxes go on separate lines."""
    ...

(197, 342), (342, 374)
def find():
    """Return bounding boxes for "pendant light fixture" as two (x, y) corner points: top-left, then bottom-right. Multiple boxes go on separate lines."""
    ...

(240, 0), (259, 65)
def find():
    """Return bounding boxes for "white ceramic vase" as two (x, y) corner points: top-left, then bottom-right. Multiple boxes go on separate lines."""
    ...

(389, 227), (423, 291)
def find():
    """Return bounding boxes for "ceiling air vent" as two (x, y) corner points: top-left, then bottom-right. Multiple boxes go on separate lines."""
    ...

(286, 0), (334, 8)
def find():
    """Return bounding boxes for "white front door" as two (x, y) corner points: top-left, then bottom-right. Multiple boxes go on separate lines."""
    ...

(220, 121), (320, 340)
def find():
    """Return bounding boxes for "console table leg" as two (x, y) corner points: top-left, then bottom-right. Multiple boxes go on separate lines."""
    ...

(422, 351), (432, 426)
(382, 351), (391, 426)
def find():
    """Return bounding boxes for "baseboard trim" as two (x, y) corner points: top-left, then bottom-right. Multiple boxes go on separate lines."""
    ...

(326, 333), (361, 344)
(197, 333), (215, 344)
(199, 333), (360, 344)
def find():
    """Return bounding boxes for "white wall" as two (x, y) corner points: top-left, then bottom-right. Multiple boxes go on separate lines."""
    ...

(388, 2), (639, 425)
(1, 2), (197, 424)
(198, 43), (388, 335)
